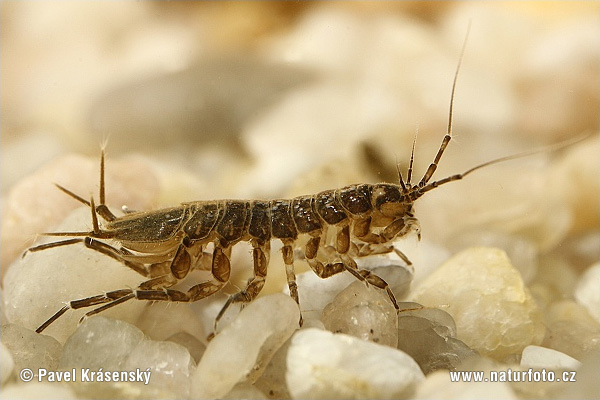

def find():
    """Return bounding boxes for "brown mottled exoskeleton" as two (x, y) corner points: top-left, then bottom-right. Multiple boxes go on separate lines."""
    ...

(27, 31), (579, 336)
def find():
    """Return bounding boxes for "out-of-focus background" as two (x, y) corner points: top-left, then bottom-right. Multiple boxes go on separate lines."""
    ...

(2, 1), (598, 188)
(1, 2), (598, 268)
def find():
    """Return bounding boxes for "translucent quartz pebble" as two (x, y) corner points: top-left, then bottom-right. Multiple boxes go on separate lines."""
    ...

(398, 302), (457, 338)
(253, 337), (293, 399)
(192, 292), (237, 338)
(286, 328), (424, 399)
(520, 345), (581, 370)
(123, 340), (195, 398)
(293, 256), (413, 322)
(414, 369), (517, 400)
(136, 302), (206, 342)
(322, 281), (398, 347)
(3, 208), (146, 344)
(165, 331), (206, 364)
(60, 316), (195, 399)
(396, 306), (477, 374)
(1, 324), (62, 372)
(293, 271), (358, 322)
(542, 300), (599, 360)
(411, 247), (545, 360)
(0, 382), (77, 399)
(60, 317), (145, 370)
(191, 294), (300, 399)
(574, 262), (600, 323)
(1, 341), (15, 384)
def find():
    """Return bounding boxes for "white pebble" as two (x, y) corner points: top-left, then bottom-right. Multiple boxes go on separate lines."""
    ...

(520, 345), (581, 370)
(322, 281), (398, 347)
(191, 294), (300, 399)
(1, 153), (159, 282)
(447, 231), (538, 284)
(123, 340), (195, 398)
(414, 369), (517, 400)
(190, 292), (237, 339)
(59, 316), (197, 398)
(136, 301), (206, 342)
(3, 208), (146, 343)
(292, 270), (358, 322)
(60, 317), (145, 370)
(253, 337), (293, 399)
(541, 300), (599, 360)
(411, 247), (545, 360)
(574, 262), (600, 323)
(286, 328), (424, 399)
(165, 331), (207, 364)
(1, 324), (62, 372)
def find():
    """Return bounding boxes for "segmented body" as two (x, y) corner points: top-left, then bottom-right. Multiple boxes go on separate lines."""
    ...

(31, 179), (422, 333)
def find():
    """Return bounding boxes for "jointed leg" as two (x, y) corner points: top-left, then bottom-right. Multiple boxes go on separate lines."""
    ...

(280, 239), (303, 326)
(35, 288), (137, 333)
(215, 240), (270, 327)
(305, 228), (346, 279)
(36, 241), (231, 333)
(340, 253), (399, 310)
(27, 237), (154, 277)
(305, 224), (401, 310)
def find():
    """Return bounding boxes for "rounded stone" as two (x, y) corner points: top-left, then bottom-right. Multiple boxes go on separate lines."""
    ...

(411, 247), (545, 360)
(123, 339), (195, 398)
(191, 294), (300, 399)
(1, 324), (62, 373)
(414, 369), (517, 400)
(322, 281), (398, 346)
(520, 345), (581, 370)
(59, 317), (145, 370)
(397, 307), (478, 374)
(286, 328), (424, 399)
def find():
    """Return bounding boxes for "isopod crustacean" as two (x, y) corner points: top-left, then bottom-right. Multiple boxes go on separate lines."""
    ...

(25, 31), (584, 337)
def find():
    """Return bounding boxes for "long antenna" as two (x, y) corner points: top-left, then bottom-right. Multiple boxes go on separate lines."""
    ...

(415, 132), (591, 197)
(417, 21), (472, 187)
